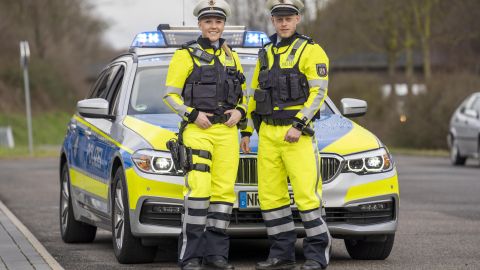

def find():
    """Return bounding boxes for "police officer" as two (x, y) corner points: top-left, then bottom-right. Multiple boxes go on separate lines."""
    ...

(240, 0), (331, 269)
(163, 0), (247, 269)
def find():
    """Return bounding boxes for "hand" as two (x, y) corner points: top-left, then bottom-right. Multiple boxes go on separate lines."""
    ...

(240, 136), (251, 153)
(194, 112), (213, 129)
(284, 127), (302, 143)
(224, 109), (242, 128)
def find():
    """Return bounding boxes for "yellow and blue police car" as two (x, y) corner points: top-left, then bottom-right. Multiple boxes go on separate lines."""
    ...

(59, 25), (399, 264)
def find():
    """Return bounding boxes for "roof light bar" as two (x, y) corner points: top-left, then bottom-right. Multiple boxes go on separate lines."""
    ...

(130, 26), (270, 49)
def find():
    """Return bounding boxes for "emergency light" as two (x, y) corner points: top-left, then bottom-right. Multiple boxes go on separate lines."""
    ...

(130, 25), (270, 49)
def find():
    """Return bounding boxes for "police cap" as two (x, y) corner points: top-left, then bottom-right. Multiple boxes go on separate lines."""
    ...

(266, 0), (304, 16)
(193, 0), (232, 20)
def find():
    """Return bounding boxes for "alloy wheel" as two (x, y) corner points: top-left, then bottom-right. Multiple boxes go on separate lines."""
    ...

(114, 184), (125, 250)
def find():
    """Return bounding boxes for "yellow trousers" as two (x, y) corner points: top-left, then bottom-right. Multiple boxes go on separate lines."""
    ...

(182, 123), (239, 202)
(258, 122), (322, 211)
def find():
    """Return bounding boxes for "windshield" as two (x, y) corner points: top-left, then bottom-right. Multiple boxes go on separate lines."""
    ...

(128, 55), (334, 116)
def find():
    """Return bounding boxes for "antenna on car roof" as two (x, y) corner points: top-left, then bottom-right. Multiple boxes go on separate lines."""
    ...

(182, 0), (186, 26)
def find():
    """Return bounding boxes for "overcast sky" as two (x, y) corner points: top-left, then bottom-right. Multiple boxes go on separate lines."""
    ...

(90, 0), (199, 50)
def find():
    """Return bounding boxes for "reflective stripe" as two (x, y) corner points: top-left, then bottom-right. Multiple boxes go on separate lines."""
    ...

(262, 207), (292, 221)
(266, 222), (296, 236)
(308, 79), (328, 90)
(165, 86), (183, 95)
(299, 88), (327, 121)
(186, 199), (210, 210)
(305, 223), (328, 237)
(209, 204), (232, 214)
(287, 39), (307, 62)
(206, 218), (230, 230)
(184, 214), (207, 225)
(300, 209), (321, 222)
(163, 95), (189, 116)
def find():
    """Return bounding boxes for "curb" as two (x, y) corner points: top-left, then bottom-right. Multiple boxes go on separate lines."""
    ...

(0, 200), (64, 270)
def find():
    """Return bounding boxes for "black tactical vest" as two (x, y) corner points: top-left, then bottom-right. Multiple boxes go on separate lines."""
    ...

(181, 42), (245, 113)
(254, 38), (310, 116)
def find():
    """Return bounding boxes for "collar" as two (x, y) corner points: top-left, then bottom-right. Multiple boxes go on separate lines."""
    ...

(269, 32), (300, 48)
(197, 36), (226, 50)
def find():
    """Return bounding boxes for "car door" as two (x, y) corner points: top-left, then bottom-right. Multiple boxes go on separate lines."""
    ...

(84, 64), (126, 217)
(466, 96), (480, 155)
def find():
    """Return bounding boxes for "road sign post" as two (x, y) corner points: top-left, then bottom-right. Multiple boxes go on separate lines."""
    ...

(20, 41), (34, 156)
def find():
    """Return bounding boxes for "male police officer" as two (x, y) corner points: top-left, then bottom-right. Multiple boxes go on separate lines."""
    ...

(163, 0), (247, 269)
(240, 0), (331, 269)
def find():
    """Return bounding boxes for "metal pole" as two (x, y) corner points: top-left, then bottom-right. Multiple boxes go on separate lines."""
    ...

(182, 0), (186, 26)
(20, 41), (34, 156)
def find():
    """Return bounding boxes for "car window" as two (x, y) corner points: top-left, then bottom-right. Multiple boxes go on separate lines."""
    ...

(106, 65), (125, 115)
(129, 55), (335, 115)
(87, 71), (107, 99)
(471, 97), (480, 111)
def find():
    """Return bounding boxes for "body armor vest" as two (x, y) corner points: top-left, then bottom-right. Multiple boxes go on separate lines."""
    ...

(254, 38), (310, 116)
(181, 42), (245, 113)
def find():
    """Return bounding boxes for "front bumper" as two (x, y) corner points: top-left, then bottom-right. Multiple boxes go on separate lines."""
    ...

(126, 165), (399, 238)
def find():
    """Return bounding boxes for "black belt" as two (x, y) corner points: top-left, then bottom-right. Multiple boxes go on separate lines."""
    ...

(207, 114), (229, 124)
(261, 116), (294, 126)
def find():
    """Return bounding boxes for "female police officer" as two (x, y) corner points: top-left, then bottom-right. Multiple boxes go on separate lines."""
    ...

(163, 1), (247, 269)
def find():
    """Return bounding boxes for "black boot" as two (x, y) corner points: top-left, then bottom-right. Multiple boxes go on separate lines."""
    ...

(255, 258), (296, 270)
(203, 257), (234, 270)
(182, 258), (203, 270)
(300, 259), (326, 270)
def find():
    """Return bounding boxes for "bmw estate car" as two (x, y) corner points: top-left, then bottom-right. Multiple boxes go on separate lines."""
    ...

(59, 25), (400, 263)
(448, 92), (480, 165)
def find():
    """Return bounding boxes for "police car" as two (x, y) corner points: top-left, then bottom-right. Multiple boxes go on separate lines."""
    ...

(59, 25), (399, 263)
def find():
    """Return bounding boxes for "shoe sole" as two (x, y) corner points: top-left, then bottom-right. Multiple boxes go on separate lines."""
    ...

(255, 264), (296, 270)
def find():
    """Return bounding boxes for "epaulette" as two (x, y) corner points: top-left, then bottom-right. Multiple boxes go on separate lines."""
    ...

(262, 41), (272, 48)
(298, 34), (315, 44)
(181, 40), (197, 49)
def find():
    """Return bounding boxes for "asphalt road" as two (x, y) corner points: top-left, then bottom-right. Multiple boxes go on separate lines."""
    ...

(0, 155), (479, 269)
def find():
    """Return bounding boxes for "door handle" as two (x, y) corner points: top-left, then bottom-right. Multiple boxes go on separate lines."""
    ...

(69, 123), (77, 130)
(85, 129), (92, 137)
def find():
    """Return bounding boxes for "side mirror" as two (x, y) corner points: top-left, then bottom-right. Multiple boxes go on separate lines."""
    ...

(77, 98), (114, 119)
(341, 98), (368, 117)
(464, 108), (479, 119)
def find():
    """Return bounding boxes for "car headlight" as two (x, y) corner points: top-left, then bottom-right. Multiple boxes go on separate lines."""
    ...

(342, 148), (393, 174)
(131, 149), (178, 175)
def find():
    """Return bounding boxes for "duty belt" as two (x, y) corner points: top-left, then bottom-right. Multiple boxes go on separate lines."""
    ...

(261, 116), (294, 126)
(207, 114), (229, 124)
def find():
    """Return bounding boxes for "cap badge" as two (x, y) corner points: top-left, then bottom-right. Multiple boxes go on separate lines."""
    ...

(209, 0), (216, 6)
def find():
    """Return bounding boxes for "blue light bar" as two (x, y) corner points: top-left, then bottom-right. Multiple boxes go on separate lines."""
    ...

(131, 31), (166, 48)
(244, 31), (270, 48)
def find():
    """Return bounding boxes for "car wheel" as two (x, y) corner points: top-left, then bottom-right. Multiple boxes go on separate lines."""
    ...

(450, 139), (467, 166)
(59, 163), (97, 243)
(112, 167), (157, 264)
(344, 234), (395, 260)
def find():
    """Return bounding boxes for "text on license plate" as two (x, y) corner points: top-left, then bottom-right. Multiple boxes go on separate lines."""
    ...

(238, 191), (295, 209)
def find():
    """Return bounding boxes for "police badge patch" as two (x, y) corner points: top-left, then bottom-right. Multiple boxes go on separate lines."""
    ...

(316, 64), (327, 77)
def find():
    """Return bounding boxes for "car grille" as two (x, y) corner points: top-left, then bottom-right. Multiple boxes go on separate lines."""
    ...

(139, 200), (395, 227)
(236, 156), (342, 185)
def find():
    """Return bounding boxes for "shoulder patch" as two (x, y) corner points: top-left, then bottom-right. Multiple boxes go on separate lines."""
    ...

(316, 64), (328, 77)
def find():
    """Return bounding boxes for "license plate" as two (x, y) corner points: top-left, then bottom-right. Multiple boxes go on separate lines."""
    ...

(238, 191), (295, 210)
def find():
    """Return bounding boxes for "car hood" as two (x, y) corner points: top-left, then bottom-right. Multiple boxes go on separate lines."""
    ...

(124, 113), (381, 156)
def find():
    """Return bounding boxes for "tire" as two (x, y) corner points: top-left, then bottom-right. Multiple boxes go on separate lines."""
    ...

(344, 234), (395, 260)
(111, 167), (157, 264)
(450, 138), (467, 166)
(59, 163), (97, 243)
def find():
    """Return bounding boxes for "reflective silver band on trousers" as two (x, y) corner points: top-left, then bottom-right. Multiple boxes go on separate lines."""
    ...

(183, 214), (207, 225)
(305, 223), (328, 237)
(186, 199), (210, 209)
(262, 207), (293, 221)
(300, 209), (322, 222)
(209, 204), (232, 214)
(266, 222), (296, 236)
(206, 218), (230, 230)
